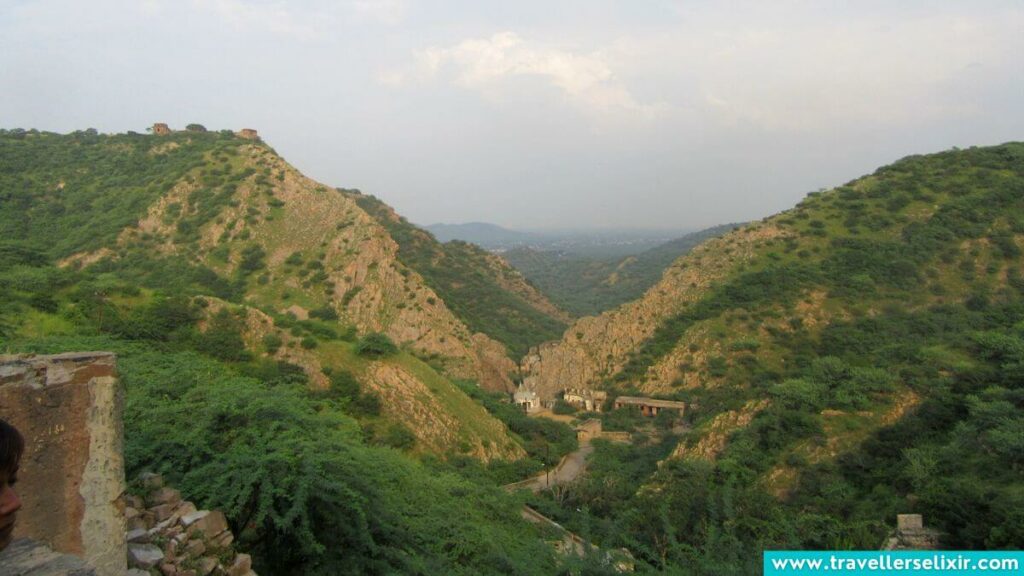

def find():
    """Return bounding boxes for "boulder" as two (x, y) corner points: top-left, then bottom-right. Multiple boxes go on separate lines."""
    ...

(185, 538), (206, 557)
(226, 553), (253, 576)
(148, 487), (183, 507)
(128, 543), (165, 569)
(208, 529), (234, 550)
(196, 556), (219, 576)
(152, 503), (179, 522)
(180, 510), (210, 528)
(126, 527), (150, 543)
(188, 510), (228, 542)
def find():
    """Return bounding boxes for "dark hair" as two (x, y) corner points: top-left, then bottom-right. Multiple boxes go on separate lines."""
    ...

(0, 419), (24, 477)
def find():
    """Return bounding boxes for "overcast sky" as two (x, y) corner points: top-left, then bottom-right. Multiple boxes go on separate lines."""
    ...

(2, 1), (1022, 231)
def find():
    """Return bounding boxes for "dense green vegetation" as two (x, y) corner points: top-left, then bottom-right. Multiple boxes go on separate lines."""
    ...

(0, 254), (560, 573)
(527, 144), (1024, 572)
(534, 303), (1024, 573)
(5, 129), (1024, 574)
(503, 224), (740, 316)
(454, 381), (578, 483)
(352, 193), (567, 356)
(0, 129), (570, 574)
(0, 128), (248, 258)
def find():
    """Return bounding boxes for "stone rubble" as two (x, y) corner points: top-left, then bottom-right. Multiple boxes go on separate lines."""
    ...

(123, 473), (256, 576)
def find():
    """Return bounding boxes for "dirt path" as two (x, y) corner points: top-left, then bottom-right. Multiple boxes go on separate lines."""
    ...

(503, 439), (594, 493)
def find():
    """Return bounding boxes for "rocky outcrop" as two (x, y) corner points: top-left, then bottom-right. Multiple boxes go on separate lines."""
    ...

(124, 473), (255, 576)
(522, 224), (787, 399)
(77, 143), (518, 392)
(666, 399), (768, 461)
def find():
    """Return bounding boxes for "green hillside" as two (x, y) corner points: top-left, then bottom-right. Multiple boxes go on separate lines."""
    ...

(0, 128), (580, 574)
(351, 193), (568, 357)
(503, 223), (740, 316)
(526, 143), (1024, 571)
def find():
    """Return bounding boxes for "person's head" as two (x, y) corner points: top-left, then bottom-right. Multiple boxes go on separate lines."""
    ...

(0, 419), (23, 552)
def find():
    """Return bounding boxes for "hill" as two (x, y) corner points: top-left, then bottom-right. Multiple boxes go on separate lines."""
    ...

(424, 221), (539, 248)
(0, 126), (583, 573)
(0, 127), (564, 454)
(353, 196), (569, 358)
(503, 223), (741, 316)
(522, 143), (1024, 567)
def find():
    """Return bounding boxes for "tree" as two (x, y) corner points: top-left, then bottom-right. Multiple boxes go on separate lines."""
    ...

(356, 333), (398, 357)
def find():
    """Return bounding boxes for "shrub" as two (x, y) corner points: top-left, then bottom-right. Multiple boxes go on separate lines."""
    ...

(356, 333), (397, 357)
(309, 306), (338, 321)
(262, 333), (283, 354)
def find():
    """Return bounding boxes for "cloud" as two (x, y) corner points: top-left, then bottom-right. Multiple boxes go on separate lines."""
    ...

(351, 0), (406, 26)
(386, 32), (667, 122)
(608, 9), (1024, 132)
(192, 0), (323, 41)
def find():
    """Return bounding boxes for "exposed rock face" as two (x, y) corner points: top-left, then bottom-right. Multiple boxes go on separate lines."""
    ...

(81, 143), (518, 392)
(666, 400), (768, 461)
(0, 353), (126, 576)
(522, 225), (787, 399)
(124, 473), (256, 576)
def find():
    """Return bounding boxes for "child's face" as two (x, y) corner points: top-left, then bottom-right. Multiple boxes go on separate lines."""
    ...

(0, 470), (21, 551)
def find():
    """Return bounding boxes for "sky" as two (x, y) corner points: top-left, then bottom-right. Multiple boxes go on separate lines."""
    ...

(2, 1), (1023, 231)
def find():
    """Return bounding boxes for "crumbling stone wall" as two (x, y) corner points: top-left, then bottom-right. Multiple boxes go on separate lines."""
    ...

(0, 352), (126, 576)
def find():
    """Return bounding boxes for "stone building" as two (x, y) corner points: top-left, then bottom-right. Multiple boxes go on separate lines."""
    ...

(881, 514), (942, 550)
(562, 388), (607, 412)
(513, 385), (540, 413)
(151, 123), (170, 135)
(613, 396), (686, 417)
(239, 128), (259, 140)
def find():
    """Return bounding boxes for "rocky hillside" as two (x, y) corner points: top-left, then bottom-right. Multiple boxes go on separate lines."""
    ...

(522, 143), (1024, 563)
(525, 142), (1024, 460)
(352, 193), (569, 357)
(0, 128), (537, 457)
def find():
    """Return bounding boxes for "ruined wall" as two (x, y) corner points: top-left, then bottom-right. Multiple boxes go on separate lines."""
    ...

(0, 352), (126, 576)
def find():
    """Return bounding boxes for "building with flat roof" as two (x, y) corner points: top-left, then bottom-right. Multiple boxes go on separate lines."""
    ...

(613, 396), (686, 417)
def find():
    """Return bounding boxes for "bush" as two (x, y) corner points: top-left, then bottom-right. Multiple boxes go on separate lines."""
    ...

(356, 333), (397, 357)
(552, 399), (577, 415)
(309, 306), (338, 321)
(261, 333), (282, 354)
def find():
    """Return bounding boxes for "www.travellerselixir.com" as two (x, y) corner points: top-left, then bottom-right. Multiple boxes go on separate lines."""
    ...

(764, 551), (1022, 573)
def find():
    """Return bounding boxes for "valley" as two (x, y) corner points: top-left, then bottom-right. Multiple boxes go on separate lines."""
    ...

(2, 128), (1023, 574)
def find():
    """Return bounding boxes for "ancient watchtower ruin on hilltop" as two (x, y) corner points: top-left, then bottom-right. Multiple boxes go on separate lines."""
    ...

(151, 123), (171, 135)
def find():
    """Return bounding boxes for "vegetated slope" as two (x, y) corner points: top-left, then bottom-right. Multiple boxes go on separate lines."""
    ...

(523, 143), (1024, 562)
(352, 194), (569, 357)
(503, 223), (741, 316)
(0, 128), (526, 456)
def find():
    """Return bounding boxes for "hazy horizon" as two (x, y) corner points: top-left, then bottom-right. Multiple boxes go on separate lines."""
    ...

(3, 1), (1022, 231)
